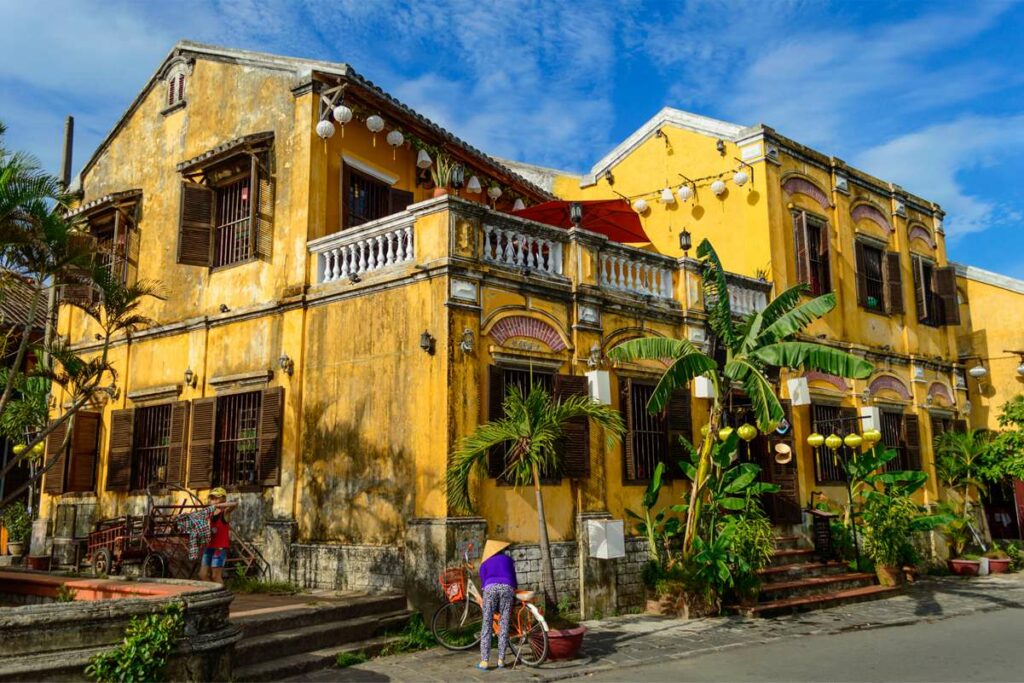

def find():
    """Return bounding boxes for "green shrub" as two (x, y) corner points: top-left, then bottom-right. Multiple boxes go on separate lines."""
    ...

(1002, 542), (1024, 570)
(379, 613), (435, 656)
(961, 553), (982, 561)
(2, 502), (31, 544)
(55, 585), (77, 602)
(226, 567), (300, 594)
(335, 651), (369, 668)
(85, 603), (184, 682)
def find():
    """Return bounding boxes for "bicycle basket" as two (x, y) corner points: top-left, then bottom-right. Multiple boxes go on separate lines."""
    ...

(440, 567), (466, 602)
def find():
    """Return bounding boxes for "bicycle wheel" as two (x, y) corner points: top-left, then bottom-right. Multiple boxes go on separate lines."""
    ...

(511, 607), (549, 667)
(432, 599), (484, 651)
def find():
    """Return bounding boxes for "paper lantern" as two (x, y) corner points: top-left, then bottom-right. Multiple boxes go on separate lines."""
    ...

(512, 198), (526, 211)
(733, 170), (749, 186)
(660, 187), (676, 204)
(843, 433), (863, 449)
(807, 433), (825, 448)
(416, 149), (432, 169)
(711, 180), (727, 196)
(487, 185), (502, 200)
(386, 130), (404, 159)
(825, 434), (843, 450)
(633, 198), (649, 214)
(332, 105), (353, 124)
(718, 426), (734, 442)
(862, 428), (882, 445)
(737, 424), (757, 442)
(315, 120), (335, 140)
(466, 175), (482, 194)
(366, 114), (384, 146)
(677, 185), (693, 202)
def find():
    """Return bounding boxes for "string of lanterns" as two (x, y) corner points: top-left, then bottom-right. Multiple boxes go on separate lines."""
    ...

(627, 165), (753, 215)
(315, 97), (526, 209)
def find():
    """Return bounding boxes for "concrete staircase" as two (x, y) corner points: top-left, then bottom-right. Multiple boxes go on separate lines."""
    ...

(730, 535), (898, 617)
(231, 593), (412, 681)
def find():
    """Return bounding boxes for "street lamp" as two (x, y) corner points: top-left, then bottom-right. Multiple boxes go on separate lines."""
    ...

(570, 202), (583, 229)
(679, 228), (692, 257)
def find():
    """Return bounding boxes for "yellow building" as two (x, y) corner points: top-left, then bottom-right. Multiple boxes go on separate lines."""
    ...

(37, 42), (1016, 613)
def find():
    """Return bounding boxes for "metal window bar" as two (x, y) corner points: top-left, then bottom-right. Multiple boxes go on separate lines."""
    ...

(214, 391), (262, 486)
(863, 245), (886, 311)
(500, 369), (557, 480)
(810, 406), (858, 484)
(214, 175), (253, 267)
(880, 411), (910, 472)
(806, 220), (830, 296)
(132, 404), (172, 490)
(629, 383), (666, 482)
(346, 169), (390, 228)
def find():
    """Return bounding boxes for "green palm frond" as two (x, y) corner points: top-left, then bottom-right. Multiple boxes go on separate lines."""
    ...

(757, 293), (837, 345)
(647, 354), (718, 413)
(725, 359), (784, 432)
(606, 336), (702, 363)
(759, 283), (808, 327)
(696, 239), (739, 349)
(749, 341), (873, 379)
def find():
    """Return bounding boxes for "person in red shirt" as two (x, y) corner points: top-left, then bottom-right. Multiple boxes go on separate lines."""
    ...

(198, 488), (237, 585)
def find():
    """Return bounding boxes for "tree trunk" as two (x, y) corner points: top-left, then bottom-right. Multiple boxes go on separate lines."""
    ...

(682, 403), (722, 560)
(533, 462), (559, 611)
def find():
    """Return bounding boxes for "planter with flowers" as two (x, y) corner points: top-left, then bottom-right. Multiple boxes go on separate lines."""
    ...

(2, 502), (31, 557)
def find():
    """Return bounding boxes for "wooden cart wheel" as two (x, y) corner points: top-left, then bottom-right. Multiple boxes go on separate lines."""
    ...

(92, 547), (113, 576)
(142, 552), (167, 578)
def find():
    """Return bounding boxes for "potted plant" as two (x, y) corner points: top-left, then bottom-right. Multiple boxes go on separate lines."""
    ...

(985, 547), (1012, 573)
(430, 153), (455, 197)
(447, 382), (625, 660)
(2, 502), (31, 557)
(949, 553), (982, 576)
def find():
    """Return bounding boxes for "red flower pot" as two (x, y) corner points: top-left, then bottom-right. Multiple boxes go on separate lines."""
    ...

(25, 556), (51, 571)
(988, 558), (1011, 574)
(948, 559), (981, 576)
(546, 625), (586, 661)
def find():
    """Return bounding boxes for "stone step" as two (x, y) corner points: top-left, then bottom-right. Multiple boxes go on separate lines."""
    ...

(234, 593), (407, 638)
(759, 572), (877, 600)
(770, 548), (816, 565)
(235, 635), (401, 682)
(730, 584), (900, 618)
(235, 609), (412, 665)
(772, 535), (805, 550)
(759, 561), (850, 583)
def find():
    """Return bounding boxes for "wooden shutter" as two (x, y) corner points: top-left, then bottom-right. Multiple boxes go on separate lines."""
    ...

(259, 387), (284, 486)
(187, 398), (217, 488)
(487, 366), (506, 478)
(912, 256), (928, 323)
(124, 224), (139, 286)
(67, 411), (100, 493)
(854, 242), (869, 307)
(666, 386), (692, 479)
(935, 266), (960, 326)
(177, 182), (214, 266)
(43, 420), (69, 495)
(389, 188), (414, 215)
(106, 409), (134, 492)
(251, 153), (275, 260)
(769, 400), (802, 524)
(554, 374), (590, 479)
(885, 252), (904, 314)
(164, 401), (190, 485)
(621, 378), (637, 482)
(793, 211), (810, 286)
(903, 413), (922, 470)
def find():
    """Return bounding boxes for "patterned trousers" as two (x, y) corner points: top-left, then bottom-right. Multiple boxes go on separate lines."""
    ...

(480, 583), (515, 664)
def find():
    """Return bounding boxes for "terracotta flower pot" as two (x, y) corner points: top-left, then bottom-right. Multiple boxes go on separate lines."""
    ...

(25, 555), (51, 571)
(987, 558), (1011, 574)
(876, 564), (904, 587)
(948, 559), (981, 576)
(7, 542), (24, 557)
(432, 187), (449, 198)
(547, 625), (586, 661)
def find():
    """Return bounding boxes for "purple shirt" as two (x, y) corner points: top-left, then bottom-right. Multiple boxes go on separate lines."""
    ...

(479, 552), (518, 590)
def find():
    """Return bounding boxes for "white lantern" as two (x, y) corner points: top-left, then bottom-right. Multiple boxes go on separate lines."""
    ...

(416, 149), (433, 169)
(466, 175), (482, 194)
(512, 198), (526, 211)
(660, 187), (676, 205)
(733, 170), (749, 186)
(386, 130), (404, 148)
(969, 364), (988, 379)
(332, 105), (353, 125)
(711, 180), (727, 196)
(677, 185), (693, 202)
(1017, 363), (1024, 377)
(315, 120), (335, 140)
(487, 185), (503, 200)
(633, 198), (649, 214)
(366, 114), (385, 133)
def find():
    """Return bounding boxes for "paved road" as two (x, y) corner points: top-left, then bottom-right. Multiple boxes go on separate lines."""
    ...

(589, 606), (1024, 682)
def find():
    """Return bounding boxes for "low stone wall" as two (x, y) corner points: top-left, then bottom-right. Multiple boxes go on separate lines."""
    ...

(289, 543), (404, 593)
(509, 542), (580, 610)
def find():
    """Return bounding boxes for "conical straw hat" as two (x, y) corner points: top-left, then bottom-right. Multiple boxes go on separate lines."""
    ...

(481, 539), (511, 563)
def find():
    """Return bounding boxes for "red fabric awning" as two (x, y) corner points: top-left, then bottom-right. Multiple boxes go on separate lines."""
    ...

(511, 199), (649, 244)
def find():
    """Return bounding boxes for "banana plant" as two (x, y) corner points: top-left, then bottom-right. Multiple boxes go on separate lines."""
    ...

(625, 461), (683, 564)
(609, 238), (873, 559)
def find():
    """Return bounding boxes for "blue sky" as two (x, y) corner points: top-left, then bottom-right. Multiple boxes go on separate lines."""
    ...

(2, 0), (1023, 276)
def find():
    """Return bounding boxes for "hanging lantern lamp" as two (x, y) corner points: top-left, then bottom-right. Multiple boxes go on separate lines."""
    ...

(633, 198), (649, 214)
(386, 130), (405, 159)
(366, 114), (385, 145)
(416, 149), (433, 169)
(487, 185), (502, 200)
(737, 424), (757, 442)
(862, 428), (882, 446)
(718, 426), (734, 442)
(660, 187), (676, 205)
(825, 433), (843, 450)
(733, 170), (749, 187)
(807, 433), (825, 448)
(333, 105), (353, 137)
(711, 180), (727, 196)
(843, 433), (863, 449)
(315, 120), (335, 140)
(677, 185), (693, 202)
(466, 175), (482, 194)
(512, 198), (526, 211)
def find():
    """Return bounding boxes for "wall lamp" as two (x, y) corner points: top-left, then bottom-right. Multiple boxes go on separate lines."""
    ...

(183, 367), (197, 388)
(570, 202), (583, 229)
(420, 330), (436, 355)
(678, 228), (692, 256)
(278, 353), (294, 376)
(459, 329), (474, 354)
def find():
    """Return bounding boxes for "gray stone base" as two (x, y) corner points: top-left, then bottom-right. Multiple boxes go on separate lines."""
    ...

(289, 543), (404, 594)
(404, 517), (487, 613)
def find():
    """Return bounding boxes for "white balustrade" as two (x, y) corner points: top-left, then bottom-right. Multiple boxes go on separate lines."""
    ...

(728, 284), (768, 316)
(599, 252), (674, 299)
(311, 218), (414, 284)
(482, 223), (564, 277)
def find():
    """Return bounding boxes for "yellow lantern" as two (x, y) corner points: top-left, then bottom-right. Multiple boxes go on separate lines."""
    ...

(825, 434), (843, 451)
(737, 424), (757, 442)
(701, 424), (711, 437)
(843, 433), (863, 449)
(718, 426), (734, 442)
(807, 433), (825, 448)
(862, 428), (882, 445)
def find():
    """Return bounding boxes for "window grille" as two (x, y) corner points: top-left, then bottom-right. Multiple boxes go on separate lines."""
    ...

(132, 404), (172, 490)
(861, 243), (886, 312)
(805, 217), (831, 296)
(881, 411), (911, 471)
(213, 175), (253, 267)
(498, 368), (558, 481)
(627, 382), (667, 482)
(345, 167), (390, 228)
(214, 391), (262, 486)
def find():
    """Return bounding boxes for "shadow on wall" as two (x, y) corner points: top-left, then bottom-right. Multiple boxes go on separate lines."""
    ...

(300, 401), (413, 544)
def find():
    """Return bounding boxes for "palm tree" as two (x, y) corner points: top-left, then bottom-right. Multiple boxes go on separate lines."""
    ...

(447, 383), (625, 610)
(934, 428), (994, 545)
(608, 239), (873, 558)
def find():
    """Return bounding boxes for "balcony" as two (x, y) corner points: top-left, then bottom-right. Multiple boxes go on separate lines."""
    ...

(309, 213), (415, 284)
(723, 273), (771, 317)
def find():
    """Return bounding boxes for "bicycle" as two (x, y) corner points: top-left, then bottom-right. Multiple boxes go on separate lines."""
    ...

(431, 545), (549, 667)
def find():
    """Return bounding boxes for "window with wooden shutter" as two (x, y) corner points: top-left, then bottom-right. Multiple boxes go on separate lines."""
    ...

(486, 365), (506, 478)
(855, 241), (885, 312)
(793, 211), (810, 287)
(935, 266), (960, 326)
(66, 411), (100, 493)
(488, 367), (557, 483)
(621, 378), (637, 483)
(912, 255), (942, 326)
(212, 391), (261, 486)
(164, 401), (190, 486)
(554, 374), (590, 479)
(666, 386), (692, 478)
(903, 414), (922, 470)
(43, 420), (69, 495)
(187, 397), (217, 489)
(258, 386), (284, 486)
(106, 409), (135, 492)
(254, 152), (274, 260)
(343, 165), (391, 229)
(131, 404), (171, 490)
(805, 215), (831, 295)
(177, 182), (214, 266)
(885, 252), (904, 314)
(622, 379), (667, 483)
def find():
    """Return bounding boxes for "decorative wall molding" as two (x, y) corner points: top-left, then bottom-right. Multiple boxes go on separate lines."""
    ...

(867, 374), (912, 401)
(488, 315), (567, 352)
(927, 381), (955, 407)
(803, 371), (851, 393)
(851, 203), (894, 235)
(127, 384), (183, 404)
(782, 176), (832, 210)
(908, 224), (937, 249)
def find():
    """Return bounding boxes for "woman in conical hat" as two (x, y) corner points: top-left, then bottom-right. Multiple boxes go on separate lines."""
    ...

(477, 539), (517, 670)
